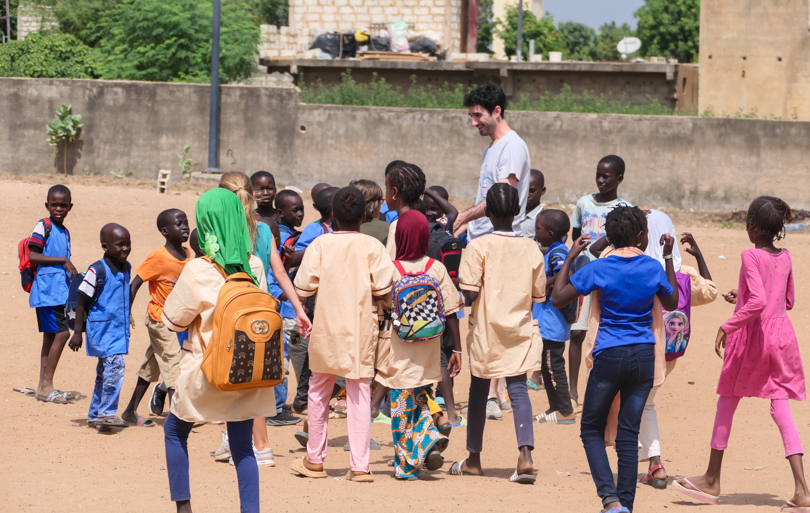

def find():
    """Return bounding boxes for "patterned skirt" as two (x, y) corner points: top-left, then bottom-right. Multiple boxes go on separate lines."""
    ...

(390, 387), (449, 478)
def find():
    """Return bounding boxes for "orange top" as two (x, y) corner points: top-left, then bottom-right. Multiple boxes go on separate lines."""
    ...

(136, 246), (192, 321)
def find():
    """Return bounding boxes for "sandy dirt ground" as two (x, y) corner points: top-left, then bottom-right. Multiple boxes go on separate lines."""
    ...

(2, 176), (810, 513)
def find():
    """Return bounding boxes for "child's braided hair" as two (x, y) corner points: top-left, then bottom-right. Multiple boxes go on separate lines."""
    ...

(333, 186), (366, 227)
(485, 182), (520, 218)
(387, 162), (426, 207)
(605, 205), (647, 248)
(746, 196), (793, 241)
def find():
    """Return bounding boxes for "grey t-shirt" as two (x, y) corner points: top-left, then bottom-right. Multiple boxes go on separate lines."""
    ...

(467, 130), (531, 240)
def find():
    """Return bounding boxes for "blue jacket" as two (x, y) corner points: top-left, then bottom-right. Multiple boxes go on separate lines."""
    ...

(85, 258), (131, 358)
(29, 219), (71, 308)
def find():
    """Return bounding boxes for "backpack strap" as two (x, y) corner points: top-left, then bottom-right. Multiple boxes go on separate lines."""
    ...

(423, 258), (436, 273)
(394, 259), (436, 277)
(320, 222), (330, 235)
(393, 260), (406, 276)
(202, 256), (228, 279)
(88, 260), (107, 307)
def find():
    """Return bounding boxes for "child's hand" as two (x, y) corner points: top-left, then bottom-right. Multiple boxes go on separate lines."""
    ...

(281, 245), (294, 261)
(448, 352), (462, 378)
(64, 259), (78, 279)
(680, 232), (702, 257)
(568, 236), (591, 258)
(659, 233), (675, 256)
(68, 332), (83, 352)
(715, 327), (727, 359)
(296, 313), (312, 339)
(723, 289), (738, 304)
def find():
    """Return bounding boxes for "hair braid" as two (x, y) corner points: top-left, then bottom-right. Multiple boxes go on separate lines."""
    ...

(747, 196), (793, 241)
(387, 162), (426, 206)
(485, 182), (520, 219)
(605, 206), (647, 248)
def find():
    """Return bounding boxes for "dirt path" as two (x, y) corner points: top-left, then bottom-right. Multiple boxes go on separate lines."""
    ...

(2, 178), (808, 512)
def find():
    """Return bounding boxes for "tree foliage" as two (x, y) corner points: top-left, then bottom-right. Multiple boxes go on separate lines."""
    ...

(0, 32), (100, 78)
(255, 0), (288, 27)
(44, 0), (260, 82)
(476, 0), (496, 54)
(1, 0), (20, 40)
(634, 0), (700, 63)
(558, 21), (596, 61)
(592, 22), (635, 61)
(497, 5), (565, 59)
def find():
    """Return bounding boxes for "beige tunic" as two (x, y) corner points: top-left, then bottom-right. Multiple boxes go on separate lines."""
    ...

(162, 256), (273, 423)
(375, 256), (463, 389)
(294, 232), (395, 379)
(458, 232), (546, 379)
(385, 219), (398, 260)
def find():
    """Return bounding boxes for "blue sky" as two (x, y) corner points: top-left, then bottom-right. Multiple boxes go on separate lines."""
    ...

(542, 0), (646, 29)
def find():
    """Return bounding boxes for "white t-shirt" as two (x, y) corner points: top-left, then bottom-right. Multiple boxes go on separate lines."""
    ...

(570, 194), (632, 260)
(467, 130), (531, 240)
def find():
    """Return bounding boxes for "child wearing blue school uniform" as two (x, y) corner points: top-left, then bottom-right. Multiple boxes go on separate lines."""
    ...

(532, 210), (576, 425)
(27, 185), (78, 404)
(69, 224), (132, 430)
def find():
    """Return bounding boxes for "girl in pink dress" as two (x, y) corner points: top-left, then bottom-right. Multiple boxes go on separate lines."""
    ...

(675, 196), (810, 510)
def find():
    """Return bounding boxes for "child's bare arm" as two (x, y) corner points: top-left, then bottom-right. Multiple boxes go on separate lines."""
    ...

(68, 294), (90, 352)
(462, 289), (479, 303)
(445, 314), (462, 378)
(423, 188), (459, 223)
(680, 232), (713, 281)
(28, 246), (77, 278)
(129, 275), (144, 307)
(658, 234), (680, 311)
(588, 236), (611, 258)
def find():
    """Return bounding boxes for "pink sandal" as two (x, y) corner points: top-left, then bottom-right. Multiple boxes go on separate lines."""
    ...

(673, 477), (719, 505)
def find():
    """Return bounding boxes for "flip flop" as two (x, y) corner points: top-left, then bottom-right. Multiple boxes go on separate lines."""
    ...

(425, 449), (444, 471)
(95, 416), (128, 428)
(437, 421), (452, 437)
(673, 477), (720, 505)
(782, 501), (810, 511)
(639, 464), (668, 489)
(36, 390), (69, 404)
(13, 387), (36, 396)
(526, 379), (541, 391)
(294, 430), (309, 448)
(87, 421), (112, 433)
(509, 469), (536, 484)
(346, 470), (374, 483)
(450, 415), (467, 428)
(290, 458), (327, 478)
(54, 390), (76, 401)
(538, 411), (576, 425)
(449, 458), (483, 476)
(372, 413), (392, 425)
(124, 416), (156, 427)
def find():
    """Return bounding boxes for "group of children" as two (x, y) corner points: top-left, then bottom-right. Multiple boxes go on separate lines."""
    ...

(22, 153), (810, 512)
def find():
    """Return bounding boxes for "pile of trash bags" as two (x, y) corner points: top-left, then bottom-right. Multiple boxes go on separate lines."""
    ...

(308, 21), (444, 60)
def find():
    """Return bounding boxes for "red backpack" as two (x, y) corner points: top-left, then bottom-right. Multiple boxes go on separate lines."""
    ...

(18, 218), (69, 293)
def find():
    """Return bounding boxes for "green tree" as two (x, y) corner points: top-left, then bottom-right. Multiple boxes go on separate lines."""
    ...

(94, 0), (260, 83)
(558, 21), (596, 61)
(40, 0), (118, 46)
(0, 32), (100, 78)
(496, 5), (565, 59)
(593, 21), (635, 61)
(476, 0), (496, 54)
(634, 0), (700, 63)
(1, 0), (20, 40)
(255, 0), (288, 27)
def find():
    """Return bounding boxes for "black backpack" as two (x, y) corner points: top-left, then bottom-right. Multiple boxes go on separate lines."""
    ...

(426, 222), (462, 284)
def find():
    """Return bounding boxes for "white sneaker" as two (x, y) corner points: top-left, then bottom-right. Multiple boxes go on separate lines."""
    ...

(499, 399), (512, 411)
(230, 446), (275, 467)
(486, 398), (503, 420)
(213, 431), (230, 461)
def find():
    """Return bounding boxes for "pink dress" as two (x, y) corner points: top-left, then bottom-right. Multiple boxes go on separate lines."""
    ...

(718, 248), (805, 400)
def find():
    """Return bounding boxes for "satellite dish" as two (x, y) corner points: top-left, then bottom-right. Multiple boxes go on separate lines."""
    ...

(617, 37), (642, 56)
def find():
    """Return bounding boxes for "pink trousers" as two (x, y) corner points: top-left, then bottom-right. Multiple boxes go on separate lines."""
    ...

(306, 372), (371, 472)
(711, 395), (804, 458)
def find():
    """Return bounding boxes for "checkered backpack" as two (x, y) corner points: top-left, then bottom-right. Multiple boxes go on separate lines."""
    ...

(391, 259), (446, 343)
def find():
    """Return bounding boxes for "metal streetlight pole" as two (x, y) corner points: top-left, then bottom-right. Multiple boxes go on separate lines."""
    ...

(4, 0), (11, 42)
(205, 0), (221, 172)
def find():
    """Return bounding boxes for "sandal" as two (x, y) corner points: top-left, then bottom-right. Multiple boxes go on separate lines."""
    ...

(673, 477), (720, 505)
(54, 390), (76, 401)
(509, 469), (536, 484)
(290, 458), (327, 478)
(87, 421), (112, 432)
(782, 501), (810, 511)
(346, 470), (374, 483)
(450, 415), (467, 428)
(425, 449), (444, 471)
(449, 458), (484, 477)
(36, 390), (69, 404)
(639, 464), (668, 489)
(538, 411), (576, 425)
(124, 415), (156, 428)
(95, 416), (128, 428)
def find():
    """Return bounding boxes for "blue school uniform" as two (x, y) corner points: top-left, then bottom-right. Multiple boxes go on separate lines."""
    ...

(278, 224), (297, 319)
(83, 258), (131, 358)
(380, 203), (399, 223)
(29, 219), (71, 308)
(532, 241), (571, 343)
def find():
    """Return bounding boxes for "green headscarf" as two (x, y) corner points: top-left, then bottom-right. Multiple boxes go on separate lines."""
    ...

(195, 188), (258, 284)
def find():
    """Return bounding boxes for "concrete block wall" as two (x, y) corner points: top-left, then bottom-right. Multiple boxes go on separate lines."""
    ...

(258, 25), (318, 59)
(16, 3), (58, 40)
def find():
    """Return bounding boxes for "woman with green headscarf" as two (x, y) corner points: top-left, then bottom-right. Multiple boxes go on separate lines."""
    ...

(161, 188), (311, 513)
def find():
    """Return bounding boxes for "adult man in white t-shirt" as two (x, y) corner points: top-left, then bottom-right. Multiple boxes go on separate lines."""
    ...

(453, 84), (531, 240)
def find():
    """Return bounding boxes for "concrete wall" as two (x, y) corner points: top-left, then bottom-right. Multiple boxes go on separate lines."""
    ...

(2, 78), (299, 178)
(16, 3), (58, 40)
(699, 0), (810, 120)
(264, 59), (683, 109)
(3, 77), (810, 210)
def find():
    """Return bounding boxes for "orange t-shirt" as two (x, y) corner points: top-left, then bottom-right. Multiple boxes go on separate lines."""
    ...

(136, 246), (192, 322)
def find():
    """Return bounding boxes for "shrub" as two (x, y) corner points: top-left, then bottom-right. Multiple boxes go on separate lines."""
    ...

(0, 32), (100, 78)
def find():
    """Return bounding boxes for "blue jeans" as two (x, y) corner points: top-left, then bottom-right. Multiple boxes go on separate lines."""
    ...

(87, 355), (125, 422)
(580, 344), (655, 513)
(274, 357), (289, 414)
(164, 414), (258, 512)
